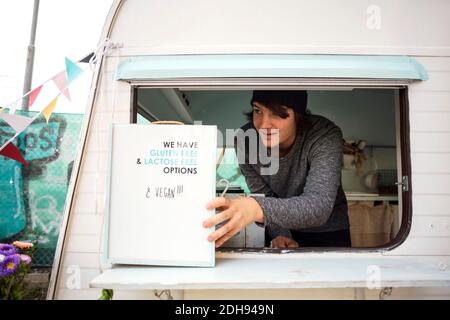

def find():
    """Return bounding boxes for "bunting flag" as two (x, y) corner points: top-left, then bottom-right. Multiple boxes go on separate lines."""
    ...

(42, 96), (59, 123)
(0, 56), (88, 155)
(28, 85), (43, 107)
(0, 54), (91, 165)
(52, 70), (71, 101)
(65, 57), (82, 84)
(0, 113), (34, 133)
(0, 142), (27, 166)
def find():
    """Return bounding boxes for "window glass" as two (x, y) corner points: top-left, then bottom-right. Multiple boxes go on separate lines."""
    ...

(134, 87), (406, 250)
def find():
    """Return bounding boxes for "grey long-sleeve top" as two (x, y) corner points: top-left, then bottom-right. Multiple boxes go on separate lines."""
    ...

(235, 114), (349, 238)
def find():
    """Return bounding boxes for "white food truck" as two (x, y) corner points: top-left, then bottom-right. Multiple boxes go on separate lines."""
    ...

(47, 0), (450, 300)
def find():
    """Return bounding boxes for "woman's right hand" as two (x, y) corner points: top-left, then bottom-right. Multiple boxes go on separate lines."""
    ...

(270, 236), (299, 248)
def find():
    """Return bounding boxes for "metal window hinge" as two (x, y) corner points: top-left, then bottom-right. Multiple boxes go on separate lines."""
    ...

(379, 287), (393, 300)
(395, 175), (409, 192)
(154, 289), (173, 300)
(108, 41), (124, 49)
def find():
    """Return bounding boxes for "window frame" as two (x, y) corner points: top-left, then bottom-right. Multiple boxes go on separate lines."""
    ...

(128, 78), (413, 254)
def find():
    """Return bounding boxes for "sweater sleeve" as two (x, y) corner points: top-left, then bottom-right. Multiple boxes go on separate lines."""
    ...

(251, 127), (343, 230)
(237, 161), (293, 238)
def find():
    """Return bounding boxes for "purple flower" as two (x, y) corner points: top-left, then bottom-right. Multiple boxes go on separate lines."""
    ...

(20, 254), (32, 265)
(0, 244), (17, 256)
(0, 254), (20, 277)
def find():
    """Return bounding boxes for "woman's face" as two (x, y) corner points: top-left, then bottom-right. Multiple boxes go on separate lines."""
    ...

(252, 101), (297, 149)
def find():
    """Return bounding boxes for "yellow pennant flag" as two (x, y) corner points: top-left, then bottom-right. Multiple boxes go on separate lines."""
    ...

(42, 96), (59, 123)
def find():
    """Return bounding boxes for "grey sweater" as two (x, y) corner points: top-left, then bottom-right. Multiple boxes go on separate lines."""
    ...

(235, 114), (349, 238)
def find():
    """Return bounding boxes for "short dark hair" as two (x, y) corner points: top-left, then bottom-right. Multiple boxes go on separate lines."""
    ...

(244, 101), (311, 135)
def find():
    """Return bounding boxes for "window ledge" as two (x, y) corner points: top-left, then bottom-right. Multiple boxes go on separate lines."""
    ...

(90, 256), (450, 290)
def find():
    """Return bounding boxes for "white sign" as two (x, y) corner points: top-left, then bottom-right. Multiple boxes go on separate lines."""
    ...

(105, 124), (217, 267)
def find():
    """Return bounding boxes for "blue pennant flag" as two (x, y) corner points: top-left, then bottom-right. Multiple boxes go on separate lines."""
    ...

(65, 57), (83, 84)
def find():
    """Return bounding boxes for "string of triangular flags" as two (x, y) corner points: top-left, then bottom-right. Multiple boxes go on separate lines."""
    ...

(0, 57), (86, 165)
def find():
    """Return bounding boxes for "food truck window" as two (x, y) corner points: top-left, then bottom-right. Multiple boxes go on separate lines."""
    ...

(132, 87), (411, 252)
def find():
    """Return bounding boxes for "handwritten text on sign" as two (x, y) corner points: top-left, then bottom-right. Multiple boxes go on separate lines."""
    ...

(138, 141), (200, 198)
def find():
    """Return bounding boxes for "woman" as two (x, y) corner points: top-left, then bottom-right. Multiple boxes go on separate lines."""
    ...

(203, 90), (350, 248)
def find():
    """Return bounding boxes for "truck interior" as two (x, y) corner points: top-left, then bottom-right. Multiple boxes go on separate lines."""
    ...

(133, 87), (409, 251)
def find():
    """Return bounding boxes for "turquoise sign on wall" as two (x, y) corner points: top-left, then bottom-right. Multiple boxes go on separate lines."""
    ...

(0, 112), (84, 265)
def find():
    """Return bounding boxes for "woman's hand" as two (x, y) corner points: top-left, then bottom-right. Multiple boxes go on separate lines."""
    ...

(270, 236), (299, 248)
(203, 196), (264, 248)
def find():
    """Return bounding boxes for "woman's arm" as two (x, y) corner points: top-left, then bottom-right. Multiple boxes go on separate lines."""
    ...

(253, 127), (343, 230)
(238, 162), (293, 239)
(203, 126), (343, 246)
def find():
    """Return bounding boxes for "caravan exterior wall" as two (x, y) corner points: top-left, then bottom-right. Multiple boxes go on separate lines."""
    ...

(50, 0), (450, 300)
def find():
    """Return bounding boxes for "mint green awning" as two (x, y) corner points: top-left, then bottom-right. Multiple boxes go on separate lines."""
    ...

(115, 54), (428, 81)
